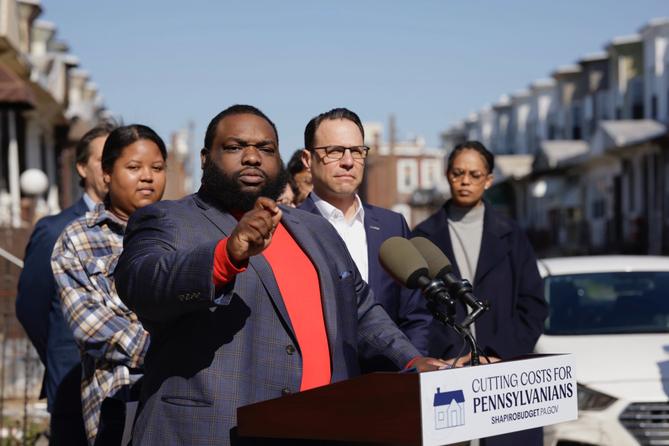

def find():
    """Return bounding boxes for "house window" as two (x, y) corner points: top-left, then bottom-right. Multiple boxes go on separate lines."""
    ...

(652, 95), (658, 120)
(396, 159), (418, 194)
(623, 159), (634, 213)
(40, 134), (48, 176)
(592, 199), (606, 219)
(0, 110), (8, 191)
(642, 155), (649, 213)
(654, 154), (661, 209)
(421, 159), (439, 189)
(0, 110), (26, 193)
(572, 105), (582, 140)
(630, 77), (644, 119)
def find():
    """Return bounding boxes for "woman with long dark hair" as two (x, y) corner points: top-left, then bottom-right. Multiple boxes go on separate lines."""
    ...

(52, 124), (167, 445)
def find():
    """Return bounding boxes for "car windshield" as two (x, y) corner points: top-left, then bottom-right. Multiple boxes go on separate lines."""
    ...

(544, 271), (669, 335)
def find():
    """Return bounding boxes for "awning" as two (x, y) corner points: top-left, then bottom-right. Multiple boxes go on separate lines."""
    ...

(0, 64), (35, 107)
(535, 140), (589, 170)
(591, 120), (667, 154)
(493, 154), (534, 184)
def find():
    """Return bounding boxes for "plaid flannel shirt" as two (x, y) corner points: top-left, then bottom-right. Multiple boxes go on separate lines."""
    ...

(51, 203), (149, 444)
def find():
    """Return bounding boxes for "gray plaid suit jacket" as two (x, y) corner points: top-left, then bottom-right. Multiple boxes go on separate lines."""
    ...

(115, 191), (420, 445)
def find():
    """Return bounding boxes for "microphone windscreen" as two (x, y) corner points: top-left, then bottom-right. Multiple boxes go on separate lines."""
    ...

(379, 237), (428, 289)
(410, 236), (452, 279)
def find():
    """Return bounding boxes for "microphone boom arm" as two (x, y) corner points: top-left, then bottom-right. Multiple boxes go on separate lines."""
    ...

(451, 278), (490, 328)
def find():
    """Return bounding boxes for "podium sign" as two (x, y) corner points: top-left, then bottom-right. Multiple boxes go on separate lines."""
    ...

(237, 354), (577, 445)
(420, 354), (577, 445)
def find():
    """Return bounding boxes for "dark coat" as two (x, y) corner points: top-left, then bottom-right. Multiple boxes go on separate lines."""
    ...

(16, 198), (89, 444)
(115, 192), (420, 446)
(412, 201), (548, 446)
(300, 195), (433, 360)
(16, 197), (87, 411)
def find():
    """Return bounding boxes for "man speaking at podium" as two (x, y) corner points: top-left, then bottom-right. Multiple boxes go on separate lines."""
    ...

(115, 105), (446, 445)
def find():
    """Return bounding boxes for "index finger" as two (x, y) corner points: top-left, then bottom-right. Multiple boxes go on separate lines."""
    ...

(254, 196), (279, 215)
(270, 207), (283, 228)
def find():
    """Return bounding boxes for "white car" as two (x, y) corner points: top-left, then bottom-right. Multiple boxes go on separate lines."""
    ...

(535, 256), (669, 446)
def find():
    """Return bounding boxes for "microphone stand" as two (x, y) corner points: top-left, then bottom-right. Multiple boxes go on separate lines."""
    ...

(446, 278), (490, 329)
(427, 301), (481, 366)
(420, 278), (490, 367)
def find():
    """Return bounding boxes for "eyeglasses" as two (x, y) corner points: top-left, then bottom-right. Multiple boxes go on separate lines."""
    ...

(309, 145), (370, 161)
(447, 168), (489, 184)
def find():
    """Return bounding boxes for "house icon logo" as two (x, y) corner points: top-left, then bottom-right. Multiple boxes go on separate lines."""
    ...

(433, 387), (465, 430)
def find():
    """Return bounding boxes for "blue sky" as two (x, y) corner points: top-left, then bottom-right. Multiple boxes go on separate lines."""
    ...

(41, 0), (667, 165)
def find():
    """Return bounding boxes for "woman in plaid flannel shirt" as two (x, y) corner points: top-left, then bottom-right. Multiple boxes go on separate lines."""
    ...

(52, 124), (168, 445)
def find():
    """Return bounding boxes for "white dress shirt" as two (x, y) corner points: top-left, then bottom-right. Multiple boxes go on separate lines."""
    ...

(82, 192), (99, 211)
(312, 192), (369, 282)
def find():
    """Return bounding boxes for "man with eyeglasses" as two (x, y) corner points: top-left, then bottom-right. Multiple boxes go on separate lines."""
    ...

(300, 107), (434, 370)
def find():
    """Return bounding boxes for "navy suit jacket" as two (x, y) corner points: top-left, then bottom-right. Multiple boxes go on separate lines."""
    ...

(300, 195), (433, 361)
(412, 201), (548, 360)
(16, 197), (87, 412)
(115, 192), (420, 446)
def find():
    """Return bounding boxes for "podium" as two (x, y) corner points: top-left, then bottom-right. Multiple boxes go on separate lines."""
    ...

(238, 354), (577, 445)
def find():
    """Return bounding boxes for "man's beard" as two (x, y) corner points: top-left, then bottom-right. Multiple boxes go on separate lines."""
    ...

(200, 157), (289, 212)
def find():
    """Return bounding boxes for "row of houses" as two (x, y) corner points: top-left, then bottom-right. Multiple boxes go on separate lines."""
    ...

(441, 17), (669, 257)
(0, 0), (113, 321)
(0, 0), (113, 338)
(0, 0), (112, 409)
(0, 0), (111, 230)
(0, 1), (194, 417)
(0, 0), (188, 410)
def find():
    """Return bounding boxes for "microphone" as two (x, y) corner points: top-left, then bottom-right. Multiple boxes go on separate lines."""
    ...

(410, 237), (489, 328)
(379, 237), (455, 312)
(378, 236), (429, 289)
(381, 237), (483, 365)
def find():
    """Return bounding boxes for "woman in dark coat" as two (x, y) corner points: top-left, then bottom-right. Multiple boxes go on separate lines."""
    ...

(412, 140), (548, 446)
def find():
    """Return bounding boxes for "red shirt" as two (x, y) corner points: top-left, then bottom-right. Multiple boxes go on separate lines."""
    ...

(213, 223), (331, 391)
